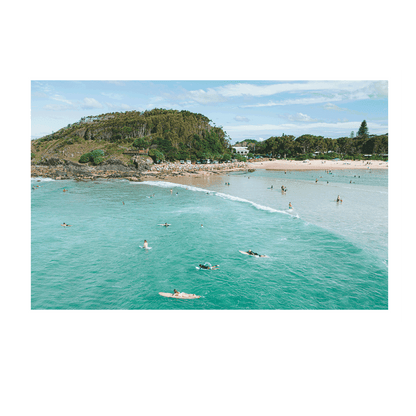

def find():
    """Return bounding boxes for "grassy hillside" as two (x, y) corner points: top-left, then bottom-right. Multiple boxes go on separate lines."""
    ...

(31, 109), (233, 164)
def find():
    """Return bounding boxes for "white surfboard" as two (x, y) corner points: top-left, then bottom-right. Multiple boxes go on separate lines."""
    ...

(159, 292), (200, 299)
(239, 250), (268, 258)
(158, 224), (171, 226)
(139, 246), (152, 249)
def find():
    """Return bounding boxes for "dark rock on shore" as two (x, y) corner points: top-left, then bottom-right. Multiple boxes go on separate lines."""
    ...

(31, 156), (149, 181)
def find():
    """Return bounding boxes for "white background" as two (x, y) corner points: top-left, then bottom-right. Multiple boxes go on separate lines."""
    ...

(14, 65), (404, 326)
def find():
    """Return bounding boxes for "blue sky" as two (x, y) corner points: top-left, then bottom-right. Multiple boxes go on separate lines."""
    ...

(31, 80), (388, 144)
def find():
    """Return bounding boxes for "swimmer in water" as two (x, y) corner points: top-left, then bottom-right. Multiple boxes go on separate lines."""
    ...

(336, 195), (343, 203)
(289, 202), (293, 209)
(61, 223), (72, 227)
(143, 240), (148, 248)
(170, 189), (172, 194)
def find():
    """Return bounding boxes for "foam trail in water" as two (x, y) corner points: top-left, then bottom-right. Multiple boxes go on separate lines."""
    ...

(31, 177), (55, 182)
(137, 180), (215, 194)
(135, 180), (293, 216)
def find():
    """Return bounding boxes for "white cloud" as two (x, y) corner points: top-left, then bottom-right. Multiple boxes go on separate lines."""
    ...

(324, 103), (346, 111)
(105, 102), (133, 111)
(101, 92), (123, 100)
(51, 94), (74, 105)
(242, 95), (343, 108)
(283, 113), (317, 122)
(217, 81), (379, 98)
(234, 115), (249, 122)
(186, 88), (227, 104)
(44, 104), (74, 111)
(224, 121), (388, 136)
(81, 98), (103, 109)
(185, 81), (388, 106)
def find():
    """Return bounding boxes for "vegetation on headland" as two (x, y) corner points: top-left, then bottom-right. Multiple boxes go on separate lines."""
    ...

(31, 113), (388, 167)
(31, 109), (233, 165)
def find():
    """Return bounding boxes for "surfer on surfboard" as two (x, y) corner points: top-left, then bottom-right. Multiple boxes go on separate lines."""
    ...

(143, 240), (148, 248)
(243, 250), (267, 257)
(198, 263), (219, 270)
(247, 250), (261, 257)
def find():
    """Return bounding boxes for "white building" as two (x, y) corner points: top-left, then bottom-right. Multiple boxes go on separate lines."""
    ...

(232, 146), (249, 155)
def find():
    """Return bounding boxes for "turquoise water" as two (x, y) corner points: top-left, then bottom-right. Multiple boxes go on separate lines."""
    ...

(31, 169), (388, 309)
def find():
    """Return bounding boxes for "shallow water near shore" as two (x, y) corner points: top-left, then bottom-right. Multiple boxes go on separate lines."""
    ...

(31, 168), (388, 309)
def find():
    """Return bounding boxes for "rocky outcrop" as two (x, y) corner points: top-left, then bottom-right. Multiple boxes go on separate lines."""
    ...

(131, 155), (153, 170)
(31, 156), (149, 181)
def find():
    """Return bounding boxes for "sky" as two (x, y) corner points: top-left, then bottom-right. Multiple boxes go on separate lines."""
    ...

(31, 80), (388, 144)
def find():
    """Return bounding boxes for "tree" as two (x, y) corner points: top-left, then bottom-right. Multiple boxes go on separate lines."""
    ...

(350, 131), (355, 138)
(357, 120), (369, 138)
(133, 137), (149, 149)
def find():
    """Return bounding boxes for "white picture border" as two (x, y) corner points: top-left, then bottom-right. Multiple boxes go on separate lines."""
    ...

(13, 65), (404, 326)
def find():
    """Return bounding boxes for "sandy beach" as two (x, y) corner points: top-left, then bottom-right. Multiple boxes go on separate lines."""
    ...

(248, 159), (388, 171)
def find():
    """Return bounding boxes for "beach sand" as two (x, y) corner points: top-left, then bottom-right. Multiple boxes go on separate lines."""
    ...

(248, 159), (388, 171)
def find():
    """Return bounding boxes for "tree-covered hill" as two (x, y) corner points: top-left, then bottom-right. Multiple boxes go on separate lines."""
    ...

(31, 109), (233, 164)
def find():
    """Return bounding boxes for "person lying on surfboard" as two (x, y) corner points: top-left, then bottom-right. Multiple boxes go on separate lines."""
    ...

(247, 250), (267, 257)
(198, 263), (219, 270)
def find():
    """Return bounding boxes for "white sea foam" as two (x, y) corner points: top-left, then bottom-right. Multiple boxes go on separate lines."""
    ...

(137, 181), (215, 194)
(31, 177), (55, 182)
(214, 192), (291, 215)
(136, 180), (292, 216)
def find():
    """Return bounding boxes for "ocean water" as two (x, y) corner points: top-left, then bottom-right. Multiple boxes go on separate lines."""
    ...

(31, 168), (388, 309)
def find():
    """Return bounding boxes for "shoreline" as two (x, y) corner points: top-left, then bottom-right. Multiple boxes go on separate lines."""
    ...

(248, 159), (388, 171)
(31, 158), (388, 181)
